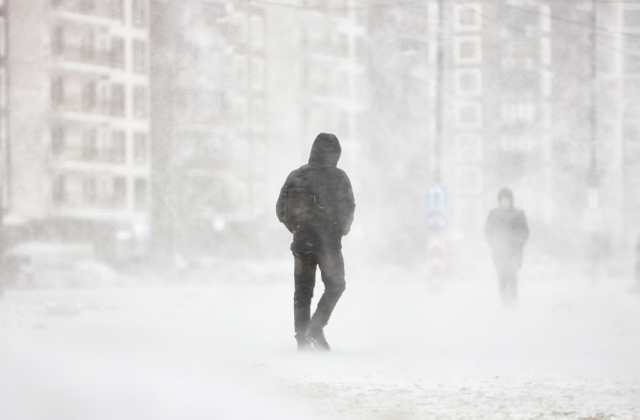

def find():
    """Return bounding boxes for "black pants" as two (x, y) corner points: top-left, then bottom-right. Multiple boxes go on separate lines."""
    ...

(293, 250), (346, 335)
(493, 253), (521, 306)
(496, 266), (518, 305)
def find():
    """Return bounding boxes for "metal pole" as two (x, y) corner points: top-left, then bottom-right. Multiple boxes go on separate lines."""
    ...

(435, 0), (445, 183)
(426, 0), (447, 283)
(590, 0), (598, 173)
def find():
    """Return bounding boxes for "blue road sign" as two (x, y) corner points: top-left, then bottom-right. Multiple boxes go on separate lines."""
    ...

(427, 210), (447, 234)
(426, 184), (447, 211)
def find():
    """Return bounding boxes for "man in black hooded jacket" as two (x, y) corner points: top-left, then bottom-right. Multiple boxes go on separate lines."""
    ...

(276, 133), (355, 351)
(485, 188), (529, 305)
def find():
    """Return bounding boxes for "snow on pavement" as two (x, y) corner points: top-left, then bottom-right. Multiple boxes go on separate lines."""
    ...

(1, 260), (639, 419)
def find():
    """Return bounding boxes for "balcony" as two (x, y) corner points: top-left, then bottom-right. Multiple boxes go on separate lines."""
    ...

(53, 174), (128, 212)
(53, 147), (126, 165)
(54, 194), (127, 211)
(307, 40), (350, 59)
(50, 0), (124, 23)
(53, 99), (124, 120)
(52, 46), (123, 70)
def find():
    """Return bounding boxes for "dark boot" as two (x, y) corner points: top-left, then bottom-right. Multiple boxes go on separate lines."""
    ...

(295, 333), (313, 351)
(305, 321), (330, 351)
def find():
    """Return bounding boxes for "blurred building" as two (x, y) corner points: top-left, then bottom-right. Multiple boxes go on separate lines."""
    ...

(294, 1), (366, 172)
(446, 1), (628, 257)
(592, 2), (640, 249)
(360, 1), (628, 262)
(618, 3), (640, 245)
(446, 1), (486, 241)
(442, 2), (557, 243)
(150, 0), (267, 258)
(456, 1), (635, 257)
(362, 2), (435, 261)
(4, 0), (151, 260)
(0, 0), (7, 214)
(542, 1), (629, 255)
(259, 1), (368, 259)
(149, 0), (367, 259)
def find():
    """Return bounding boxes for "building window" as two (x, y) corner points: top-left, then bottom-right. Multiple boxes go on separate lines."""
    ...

(624, 10), (640, 28)
(203, 1), (227, 20)
(624, 123), (640, 140)
(51, 26), (64, 56)
(0, 68), (6, 109)
(112, 130), (125, 162)
(111, 0), (124, 21)
(0, 116), (6, 150)
(53, 175), (66, 205)
(541, 70), (552, 97)
(250, 15), (265, 50)
(454, 36), (481, 64)
(234, 97), (248, 127)
(51, 76), (65, 107)
(132, 0), (146, 27)
(134, 179), (147, 210)
(540, 4), (551, 32)
(541, 37), (551, 66)
(252, 99), (265, 130)
(96, 126), (110, 161)
(251, 57), (264, 90)
(455, 102), (482, 129)
(500, 101), (536, 124)
(454, 69), (481, 96)
(111, 84), (125, 116)
(84, 176), (96, 204)
(80, 0), (96, 13)
(231, 14), (248, 45)
(113, 177), (126, 208)
(134, 132), (147, 164)
(235, 56), (248, 88)
(52, 126), (65, 155)
(308, 61), (327, 94)
(0, 18), (6, 57)
(626, 54), (640, 74)
(133, 86), (146, 118)
(541, 101), (551, 128)
(82, 128), (97, 160)
(454, 3), (482, 32)
(80, 32), (95, 61)
(111, 38), (124, 68)
(81, 81), (97, 110)
(133, 40), (146, 73)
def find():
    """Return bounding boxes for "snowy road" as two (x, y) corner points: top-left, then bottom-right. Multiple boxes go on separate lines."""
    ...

(1, 260), (639, 419)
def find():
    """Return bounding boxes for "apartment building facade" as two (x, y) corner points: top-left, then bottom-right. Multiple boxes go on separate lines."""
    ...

(0, 0), (7, 215)
(5, 0), (151, 259)
(362, 2), (435, 260)
(620, 3), (640, 244)
(150, 0), (267, 257)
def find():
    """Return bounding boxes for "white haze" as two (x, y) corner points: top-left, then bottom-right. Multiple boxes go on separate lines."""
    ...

(1, 262), (639, 419)
(1, 0), (640, 419)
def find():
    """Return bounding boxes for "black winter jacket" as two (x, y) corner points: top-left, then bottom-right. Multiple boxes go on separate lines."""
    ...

(485, 206), (529, 270)
(276, 133), (356, 253)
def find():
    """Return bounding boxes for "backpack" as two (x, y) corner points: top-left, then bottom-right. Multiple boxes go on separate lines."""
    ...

(285, 185), (324, 229)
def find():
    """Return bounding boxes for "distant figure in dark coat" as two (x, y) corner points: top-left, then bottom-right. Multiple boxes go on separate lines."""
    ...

(276, 133), (356, 351)
(485, 188), (529, 305)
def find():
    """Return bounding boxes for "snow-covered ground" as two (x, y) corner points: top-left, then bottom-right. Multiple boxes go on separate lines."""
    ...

(1, 259), (639, 419)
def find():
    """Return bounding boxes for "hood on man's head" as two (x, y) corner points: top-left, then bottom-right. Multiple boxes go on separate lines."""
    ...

(309, 133), (341, 168)
(498, 188), (514, 206)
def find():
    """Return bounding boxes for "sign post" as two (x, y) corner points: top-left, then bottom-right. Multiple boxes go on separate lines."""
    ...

(426, 184), (447, 282)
